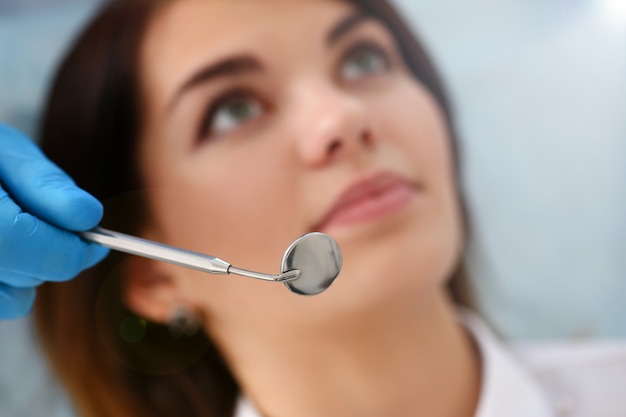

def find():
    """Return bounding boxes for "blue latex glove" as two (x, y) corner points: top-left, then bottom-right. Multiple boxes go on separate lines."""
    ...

(0, 123), (109, 319)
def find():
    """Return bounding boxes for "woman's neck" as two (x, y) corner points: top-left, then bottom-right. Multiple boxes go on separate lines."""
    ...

(210, 292), (480, 417)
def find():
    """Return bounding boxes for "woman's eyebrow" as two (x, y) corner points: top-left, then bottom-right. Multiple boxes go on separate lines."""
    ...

(168, 55), (263, 112)
(327, 10), (370, 46)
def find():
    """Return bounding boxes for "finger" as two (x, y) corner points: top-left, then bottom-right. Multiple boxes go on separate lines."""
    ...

(0, 284), (36, 319)
(0, 123), (103, 232)
(0, 185), (109, 281)
(0, 271), (44, 288)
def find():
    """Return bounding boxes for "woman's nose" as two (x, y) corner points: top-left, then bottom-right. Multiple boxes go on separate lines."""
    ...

(295, 84), (376, 168)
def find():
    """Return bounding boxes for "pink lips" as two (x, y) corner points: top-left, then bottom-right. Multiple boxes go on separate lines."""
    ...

(315, 172), (418, 231)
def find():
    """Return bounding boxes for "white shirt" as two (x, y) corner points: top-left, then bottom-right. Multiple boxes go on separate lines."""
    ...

(234, 311), (626, 417)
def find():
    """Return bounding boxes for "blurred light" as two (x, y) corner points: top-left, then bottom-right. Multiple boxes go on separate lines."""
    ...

(603, 0), (626, 23)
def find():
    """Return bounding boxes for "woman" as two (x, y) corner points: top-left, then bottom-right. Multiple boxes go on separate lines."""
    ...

(35, 0), (483, 415)
(1, 0), (617, 416)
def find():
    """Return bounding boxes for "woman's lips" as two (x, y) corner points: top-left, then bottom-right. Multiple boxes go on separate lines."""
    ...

(315, 172), (418, 231)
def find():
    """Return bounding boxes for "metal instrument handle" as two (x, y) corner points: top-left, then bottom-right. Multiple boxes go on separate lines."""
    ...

(79, 227), (299, 282)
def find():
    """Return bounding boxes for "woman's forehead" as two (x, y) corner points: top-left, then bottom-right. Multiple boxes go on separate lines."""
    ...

(140, 0), (358, 105)
(139, 0), (359, 115)
(145, 0), (355, 55)
(143, 0), (292, 63)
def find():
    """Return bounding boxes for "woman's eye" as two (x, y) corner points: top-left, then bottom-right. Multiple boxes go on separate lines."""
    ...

(340, 42), (391, 82)
(201, 92), (264, 138)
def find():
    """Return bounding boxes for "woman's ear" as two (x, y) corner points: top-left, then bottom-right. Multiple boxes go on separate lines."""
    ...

(122, 254), (181, 324)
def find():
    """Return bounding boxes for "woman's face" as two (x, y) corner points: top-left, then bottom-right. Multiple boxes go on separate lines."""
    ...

(135, 0), (463, 327)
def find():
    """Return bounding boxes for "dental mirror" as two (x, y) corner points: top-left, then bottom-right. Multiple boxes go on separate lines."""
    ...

(79, 227), (342, 296)
(280, 232), (342, 295)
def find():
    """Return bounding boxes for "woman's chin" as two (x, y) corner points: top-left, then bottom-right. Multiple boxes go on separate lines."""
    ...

(326, 215), (458, 306)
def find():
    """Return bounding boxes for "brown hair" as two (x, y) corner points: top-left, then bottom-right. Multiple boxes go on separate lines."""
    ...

(34, 1), (470, 416)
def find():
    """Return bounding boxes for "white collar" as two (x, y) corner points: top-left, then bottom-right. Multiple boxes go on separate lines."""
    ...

(459, 310), (554, 417)
(234, 311), (554, 417)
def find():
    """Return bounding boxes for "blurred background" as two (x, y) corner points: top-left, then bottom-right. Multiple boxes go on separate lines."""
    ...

(0, 0), (624, 415)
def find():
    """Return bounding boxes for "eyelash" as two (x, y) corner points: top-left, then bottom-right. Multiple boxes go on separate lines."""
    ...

(339, 39), (393, 77)
(197, 87), (264, 139)
(197, 39), (393, 141)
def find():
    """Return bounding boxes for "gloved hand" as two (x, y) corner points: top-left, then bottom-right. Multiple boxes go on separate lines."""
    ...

(0, 123), (109, 319)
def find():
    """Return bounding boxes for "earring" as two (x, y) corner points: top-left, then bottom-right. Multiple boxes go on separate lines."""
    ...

(168, 305), (201, 338)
